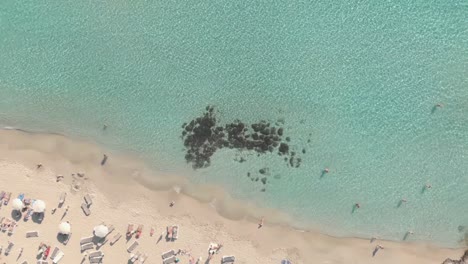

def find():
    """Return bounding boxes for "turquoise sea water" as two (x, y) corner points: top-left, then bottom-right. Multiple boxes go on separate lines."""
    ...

(0, 1), (467, 247)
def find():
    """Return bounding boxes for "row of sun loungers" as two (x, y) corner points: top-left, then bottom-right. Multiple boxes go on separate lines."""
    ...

(162, 249), (176, 264)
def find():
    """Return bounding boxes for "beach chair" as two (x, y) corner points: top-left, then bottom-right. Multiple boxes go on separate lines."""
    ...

(126, 223), (134, 237)
(135, 224), (143, 238)
(80, 242), (94, 251)
(89, 256), (104, 264)
(110, 232), (121, 245)
(21, 261), (28, 264)
(89, 251), (103, 258)
(1, 218), (10, 231)
(127, 239), (139, 253)
(139, 253), (148, 263)
(26, 231), (39, 238)
(221, 255), (236, 264)
(3, 192), (11, 205)
(0, 191), (5, 200)
(172, 225), (179, 240)
(5, 241), (14, 255)
(58, 192), (66, 206)
(52, 251), (64, 264)
(50, 247), (59, 260)
(97, 238), (108, 247)
(24, 208), (33, 221)
(81, 203), (91, 216)
(129, 251), (140, 263)
(161, 250), (175, 259)
(8, 221), (17, 234)
(163, 256), (176, 264)
(84, 194), (92, 206)
(80, 236), (93, 245)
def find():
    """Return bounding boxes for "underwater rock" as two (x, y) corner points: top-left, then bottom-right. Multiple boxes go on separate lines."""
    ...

(181, 106), (304, 176)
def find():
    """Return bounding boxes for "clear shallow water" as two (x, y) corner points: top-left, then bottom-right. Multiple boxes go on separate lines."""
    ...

(0, 1), (467, 247)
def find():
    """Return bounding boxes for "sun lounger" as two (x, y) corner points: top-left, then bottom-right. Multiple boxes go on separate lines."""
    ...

(163, 256), (176, 264)
(126, 223), (134, 237)
(52, 251), (64, 264)
(130, 251), (140, 263)
(0, 191), (4, 200)
(24, 208), (33, 221)
(80, 242), (94, 251)
(58, 192), (66, 205)
(5, 241), (14, 255)
(3, 192), (11, 205)
(135, 224), (143, 238)
(161, 250), (175, 259)
(139, 253), (148, 263)
(21, 261), (28, 264)
(81, 203), (91, 216)
(221, 256), (235, 264)
(50, 247), (59, 260)
(172, 225), (179, 240)
(89, 256), (104, 264)
(84, 194), (92, 206)
(26, 230), (39, 238)
(110, 232), (121, 245)
(89, 251), (103, 258)
(8, 221), (17, 234)
(80, 236), (93, 245)
(127, 240), (139, 253)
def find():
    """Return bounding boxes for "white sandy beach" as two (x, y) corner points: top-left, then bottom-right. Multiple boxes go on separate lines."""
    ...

(0, 129), (464, 264)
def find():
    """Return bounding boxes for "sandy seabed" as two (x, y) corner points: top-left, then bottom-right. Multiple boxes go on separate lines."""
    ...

(0, 129), (463, 264)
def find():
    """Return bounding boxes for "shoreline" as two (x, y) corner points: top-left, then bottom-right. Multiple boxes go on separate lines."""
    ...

(0, 128), (465, 263)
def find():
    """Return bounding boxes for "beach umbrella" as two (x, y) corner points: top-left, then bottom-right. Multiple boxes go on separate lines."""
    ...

(93, 225), (109, 238)
(32, 200), (46, 213)
(58, 222), (71, 235)
(11, 198), (24, 211)
(281, 260), (292, 264)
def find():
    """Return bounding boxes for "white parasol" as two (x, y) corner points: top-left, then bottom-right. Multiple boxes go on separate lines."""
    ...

(93, 225), (109, 238)
(32, 200), (46, 213)
(11, 198), (24, 211)
(58, 222), (71, 234)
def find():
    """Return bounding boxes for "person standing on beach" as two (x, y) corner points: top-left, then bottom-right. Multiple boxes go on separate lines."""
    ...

(258, 217), (264, 229)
